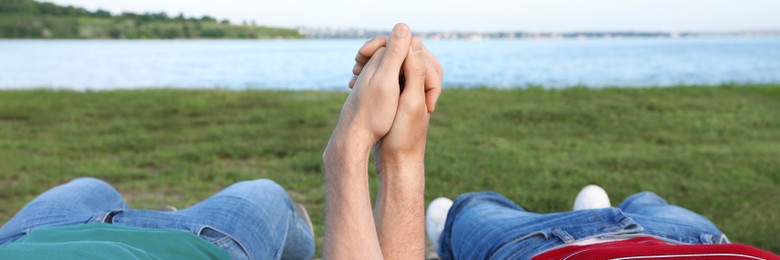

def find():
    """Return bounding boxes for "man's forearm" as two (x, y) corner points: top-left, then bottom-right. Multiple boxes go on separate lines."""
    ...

(374, 160), (426, 259)
(322, 132), (383, 259)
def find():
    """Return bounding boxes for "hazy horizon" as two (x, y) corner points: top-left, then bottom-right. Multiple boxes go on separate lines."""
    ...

(43, 0), (780, 32)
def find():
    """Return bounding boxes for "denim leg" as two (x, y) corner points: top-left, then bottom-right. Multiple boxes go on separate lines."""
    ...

(280, 204), (315, 260)
(438, 192), (641, 260)
(108, 179), (314, 260)
(618, 192), (728, 244)
(0, 177), (128, 245)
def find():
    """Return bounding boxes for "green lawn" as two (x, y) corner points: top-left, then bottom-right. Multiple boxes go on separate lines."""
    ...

(0, 85), (778, 254)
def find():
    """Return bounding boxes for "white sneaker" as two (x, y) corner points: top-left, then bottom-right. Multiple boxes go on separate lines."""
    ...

(426, 197), (454, 253)
(573, 185), (611, 211)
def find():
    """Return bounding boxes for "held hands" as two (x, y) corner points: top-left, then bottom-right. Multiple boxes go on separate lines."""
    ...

(331, 23), (443, 162)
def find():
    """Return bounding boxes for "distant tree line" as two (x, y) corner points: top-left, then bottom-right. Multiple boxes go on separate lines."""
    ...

(0, 0), (302, 39)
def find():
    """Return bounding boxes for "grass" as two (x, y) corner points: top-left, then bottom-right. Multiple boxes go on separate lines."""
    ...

(0, 85), (778, 255)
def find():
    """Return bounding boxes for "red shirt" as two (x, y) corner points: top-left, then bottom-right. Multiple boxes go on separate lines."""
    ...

(532, 237), (779, 260)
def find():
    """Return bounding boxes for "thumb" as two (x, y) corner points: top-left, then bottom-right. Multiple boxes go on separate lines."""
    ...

(400, 37), (427, 111)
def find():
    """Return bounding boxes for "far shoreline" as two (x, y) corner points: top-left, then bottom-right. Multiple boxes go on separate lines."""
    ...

(0, 83), (777, 93)
(2, 35), (779, 41)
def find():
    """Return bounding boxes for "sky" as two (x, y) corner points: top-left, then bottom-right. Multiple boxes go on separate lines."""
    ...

(46, 0), (780, 32)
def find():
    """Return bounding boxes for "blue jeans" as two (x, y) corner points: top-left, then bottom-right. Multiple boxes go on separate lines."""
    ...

(0, 177), (314, 260)
(438, 191), (729, 260)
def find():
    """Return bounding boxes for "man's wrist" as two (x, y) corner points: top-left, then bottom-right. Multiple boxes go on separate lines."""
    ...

(324, 126), (375, 174)
(327, 120), (375, 151)
(376, 154), (425, 189)
(376, 148), (425, 169)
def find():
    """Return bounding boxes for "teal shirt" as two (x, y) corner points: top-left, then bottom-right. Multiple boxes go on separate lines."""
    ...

(0, 223), (230, 259)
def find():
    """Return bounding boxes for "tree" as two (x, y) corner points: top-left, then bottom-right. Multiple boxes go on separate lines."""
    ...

(182, 23), (191, 38)
(37, 2), (64, 15)
(0, 0), (302, 39)
(0, 0), (38, 14)
(93, 9), (111, 18)
(200, 15), (216, 22)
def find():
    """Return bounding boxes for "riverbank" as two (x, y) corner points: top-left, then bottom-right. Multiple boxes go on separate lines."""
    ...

(0, 85), (778, 254)
(0, 0), (301, 39)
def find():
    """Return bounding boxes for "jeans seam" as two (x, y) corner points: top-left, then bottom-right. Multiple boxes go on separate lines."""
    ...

(276, 210), (294, 259)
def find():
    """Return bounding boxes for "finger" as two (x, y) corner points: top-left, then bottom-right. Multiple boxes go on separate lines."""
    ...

(422, 43), (444, 83)
(375, 23), (412, 82)
(348, 74), (358, 89)
(352, 47), (386, 89)
(351, 36), (388, 88)
(352, 62), (363, 77)
(362, 47), (385, 77)
(399, 37), (427, 112)
(419, 41), (443, 112)
(355, 35), (388, 64)
(423, 60), (441, 92)
(425, 83), (442, 112)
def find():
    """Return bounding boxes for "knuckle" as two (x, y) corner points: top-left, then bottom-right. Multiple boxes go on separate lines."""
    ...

(410, 65), (426, 77)
(406, 99), (425, 114)
(385, 45), (405, 57)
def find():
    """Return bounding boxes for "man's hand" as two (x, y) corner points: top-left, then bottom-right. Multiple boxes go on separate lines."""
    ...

(374, 36), (439, 166)
(331, 24), (413, 149)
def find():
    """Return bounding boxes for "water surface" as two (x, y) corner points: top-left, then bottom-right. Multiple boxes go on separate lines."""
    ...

(1, 38), (779, 89)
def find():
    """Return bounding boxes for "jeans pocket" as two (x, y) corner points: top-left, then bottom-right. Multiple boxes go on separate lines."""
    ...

(490, 229), (560, 259)
(197, 225), (253, 260)
(0, 229), (30, 246)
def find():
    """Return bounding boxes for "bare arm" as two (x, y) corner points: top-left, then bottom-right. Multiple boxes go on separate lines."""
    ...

(323, 129), (381, 259)
(373, 37), (432, 259)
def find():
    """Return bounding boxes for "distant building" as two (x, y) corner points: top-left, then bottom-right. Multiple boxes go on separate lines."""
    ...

(297, 27), (780, 40)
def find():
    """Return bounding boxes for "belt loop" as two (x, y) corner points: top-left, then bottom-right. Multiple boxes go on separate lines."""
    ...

(102, 210), (121, 223)
(718, 234), (731, 244)
(700, 233), (714, 244)
(552, 228), (575, 243)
